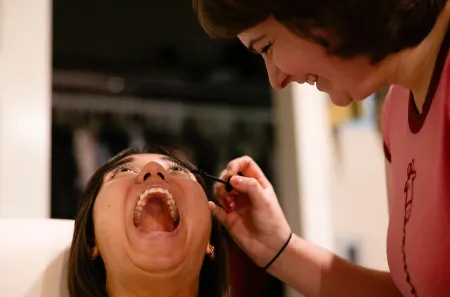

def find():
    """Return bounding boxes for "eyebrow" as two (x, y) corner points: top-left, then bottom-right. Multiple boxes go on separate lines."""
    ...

(248, 34), (267, 53)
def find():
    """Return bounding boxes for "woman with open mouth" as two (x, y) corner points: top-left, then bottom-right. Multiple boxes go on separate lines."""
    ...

(67, 146), (228, 297)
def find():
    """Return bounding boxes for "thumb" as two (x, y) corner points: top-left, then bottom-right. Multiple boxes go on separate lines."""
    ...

(229, 176), (267, 207)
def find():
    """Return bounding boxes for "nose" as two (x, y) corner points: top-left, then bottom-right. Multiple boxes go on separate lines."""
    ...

(136, 162), (167, 183)
(264, 58), (290, 90)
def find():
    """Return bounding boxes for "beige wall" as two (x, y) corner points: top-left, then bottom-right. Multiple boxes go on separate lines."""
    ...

(273, 85), (334, 297)
(331, 126), (389, 270)
(0, 0), (52, 217)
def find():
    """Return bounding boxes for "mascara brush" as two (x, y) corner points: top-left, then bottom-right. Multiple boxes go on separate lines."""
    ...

(164, 152), (242, 192)
(192, 168), (243, 192)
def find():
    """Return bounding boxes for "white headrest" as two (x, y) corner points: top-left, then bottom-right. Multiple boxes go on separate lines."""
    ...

(0, 219), (74, 297)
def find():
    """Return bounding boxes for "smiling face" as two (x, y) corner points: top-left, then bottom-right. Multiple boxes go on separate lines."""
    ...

(238, 17), (387, 106)
(92, 153), (212, 287)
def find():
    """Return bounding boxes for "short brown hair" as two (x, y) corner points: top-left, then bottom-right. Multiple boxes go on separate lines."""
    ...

(67, 145), (228, 297)
(193, 0), (448, 62)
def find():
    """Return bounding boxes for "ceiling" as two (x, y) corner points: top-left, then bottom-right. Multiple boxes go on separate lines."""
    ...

(52, 0), (266, 78)
(52, 0), (270, 106)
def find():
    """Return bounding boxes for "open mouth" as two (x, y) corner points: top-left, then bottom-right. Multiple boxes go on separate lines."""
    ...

(133, 187), (180, 233)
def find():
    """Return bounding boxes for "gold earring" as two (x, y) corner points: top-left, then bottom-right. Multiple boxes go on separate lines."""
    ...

(206, 242), (215, 259)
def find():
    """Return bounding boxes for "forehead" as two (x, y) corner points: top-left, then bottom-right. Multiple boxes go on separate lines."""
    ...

(237, 17), (278, 43)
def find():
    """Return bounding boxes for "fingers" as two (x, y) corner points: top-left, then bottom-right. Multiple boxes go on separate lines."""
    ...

(213, 171), (236, 211)
(228, 175), (268, 208)
(209, 201), (231, 226)
(226, 156), (271, 188)
(214, 156), (273, 211)
(214, 169), (228, 197)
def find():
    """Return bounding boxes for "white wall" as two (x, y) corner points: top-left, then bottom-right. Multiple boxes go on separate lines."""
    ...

(273, 83), (334, 249)
(293, 84), (334, 251)
(273, 84), (334, 297)
(0, 0), (52, 218)
(331, 126), (389, 270)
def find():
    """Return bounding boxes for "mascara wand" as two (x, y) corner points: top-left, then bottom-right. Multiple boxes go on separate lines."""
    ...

(165, 153), (243, 193)
(193, 168), (243, 192)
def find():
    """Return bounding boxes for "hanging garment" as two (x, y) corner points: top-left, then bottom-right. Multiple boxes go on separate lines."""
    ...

(73, 128), (99, 188)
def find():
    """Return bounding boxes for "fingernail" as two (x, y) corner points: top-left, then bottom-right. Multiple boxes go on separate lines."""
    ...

(232, 176), (242, 185)
(225, 195), (234, 204)
(226, 205), (235, 213)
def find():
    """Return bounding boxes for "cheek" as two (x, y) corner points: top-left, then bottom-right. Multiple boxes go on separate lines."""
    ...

(179, 181), (211, 233)
(191, 189), (212, 244)
(326, 56), (375, 87)
(273, 43), (327, 76)
(272, 47), (301, 74)
(92, 189), (128, 255)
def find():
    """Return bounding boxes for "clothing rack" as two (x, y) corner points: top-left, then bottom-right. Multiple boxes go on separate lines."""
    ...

(51, 91), (275, 220)
(52, 92), (272, 132)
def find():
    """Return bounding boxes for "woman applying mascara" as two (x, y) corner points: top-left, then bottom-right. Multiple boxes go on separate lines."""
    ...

(193, 0), (450, 296)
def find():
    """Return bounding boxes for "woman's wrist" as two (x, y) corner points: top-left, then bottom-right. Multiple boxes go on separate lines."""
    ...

(265, 233), (298, 272)
(264, 234), (326, 297)
(262, 232), (292, 270)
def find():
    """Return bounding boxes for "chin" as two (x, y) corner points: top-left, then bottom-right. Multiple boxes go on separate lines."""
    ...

(329, 91), (354, 107)
(132, 254), (186, 276)
(125, 214), (190, 274)
(316, 78), (354, 107)
(329, 82), (378, 106)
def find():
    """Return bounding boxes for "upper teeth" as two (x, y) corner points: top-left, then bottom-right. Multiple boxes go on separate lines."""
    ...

(133, 187), (179, 222)
(306, 74), (318, 85)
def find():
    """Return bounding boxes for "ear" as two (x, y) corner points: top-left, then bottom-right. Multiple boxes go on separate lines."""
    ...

(90, 245), (99, 260)
(206, 242), (215, 260)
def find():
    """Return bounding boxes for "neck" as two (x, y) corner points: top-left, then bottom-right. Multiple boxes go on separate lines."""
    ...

(107, 273), (199, 297)
(381, 2), (450, 112)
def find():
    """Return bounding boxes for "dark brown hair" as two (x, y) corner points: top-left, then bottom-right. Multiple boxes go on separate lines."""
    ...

(68, 145), (227, 297)
(193, 0), (448, 62)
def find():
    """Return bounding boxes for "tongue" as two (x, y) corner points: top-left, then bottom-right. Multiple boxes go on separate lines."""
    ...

(136, 198), (175, 233)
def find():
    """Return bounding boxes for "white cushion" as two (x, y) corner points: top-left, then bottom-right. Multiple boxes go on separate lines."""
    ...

(0, 219), (74, 297)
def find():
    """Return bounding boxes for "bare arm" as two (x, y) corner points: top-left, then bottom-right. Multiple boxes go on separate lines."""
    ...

(267, 234), (401, 297)
(213, 156), (401, 297)
(265, 160), (400, 297)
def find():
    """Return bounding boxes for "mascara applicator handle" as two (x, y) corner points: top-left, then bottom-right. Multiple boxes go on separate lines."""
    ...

(226, 172), (243, 192)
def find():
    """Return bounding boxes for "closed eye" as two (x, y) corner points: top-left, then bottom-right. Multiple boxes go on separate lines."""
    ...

(166, 161), (191, 175)
(110, 163), (137, 178)
(117, 167), (134, 173)
(170, 166), (185, 172)
(260, 42), (273, 55)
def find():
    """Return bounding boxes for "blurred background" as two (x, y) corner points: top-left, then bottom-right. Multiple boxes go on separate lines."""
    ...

(0, 1), (390, 297)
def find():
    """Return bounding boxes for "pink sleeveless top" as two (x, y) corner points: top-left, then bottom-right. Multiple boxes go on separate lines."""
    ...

(382, 27), (450, 297)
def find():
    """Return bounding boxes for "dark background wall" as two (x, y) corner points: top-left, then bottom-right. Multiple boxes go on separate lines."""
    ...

(52, 0), (270, 106)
